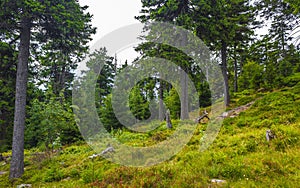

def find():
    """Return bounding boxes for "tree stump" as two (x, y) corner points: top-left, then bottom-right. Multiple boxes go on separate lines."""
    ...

(166, 109), (172, 129)
(195, 110), (210, 123)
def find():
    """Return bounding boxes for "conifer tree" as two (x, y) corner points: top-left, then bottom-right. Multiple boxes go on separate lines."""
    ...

(0, 0), (95, 178)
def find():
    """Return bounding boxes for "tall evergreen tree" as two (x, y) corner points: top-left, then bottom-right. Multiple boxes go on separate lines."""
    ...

(100, 94), (122, 131)
(129, 86), (150, 121)
(0, 0), (95, 178)
(256, 0), (298, 57)
(136, 0), (193, 119)
(137, 0), (256, 107)
(85, 48), (115, 108)
(193, 0), (256, 105)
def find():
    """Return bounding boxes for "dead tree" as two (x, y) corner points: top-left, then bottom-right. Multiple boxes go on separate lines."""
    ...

(166, 109), (172, 129)
(195, 109), (210, 123)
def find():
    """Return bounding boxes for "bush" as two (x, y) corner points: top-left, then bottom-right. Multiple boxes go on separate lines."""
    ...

(283, 73), (300, 87)
(239, 61), (264, 91)
(26, 89), (79, 150)
(69, 168), (80, 179)
(43, 166), (65, 182)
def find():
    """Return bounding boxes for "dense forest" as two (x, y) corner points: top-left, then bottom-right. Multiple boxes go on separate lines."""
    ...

(0, 0), (299, 187)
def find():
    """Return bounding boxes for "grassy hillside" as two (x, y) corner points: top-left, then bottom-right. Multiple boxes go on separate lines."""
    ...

(1, 74), (300, 188)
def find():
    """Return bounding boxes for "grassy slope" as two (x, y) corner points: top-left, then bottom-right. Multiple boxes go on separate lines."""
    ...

(1, 74), (300, 188)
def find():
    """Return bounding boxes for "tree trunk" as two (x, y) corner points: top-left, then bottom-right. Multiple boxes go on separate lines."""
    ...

(59, 65), (66, 92)
(53, 64), (59, 95)
(9, 16), (31, 179)
(221, 41), (230, 106)
(233, 45), (238, 92)
(58, 64), (66, 103)
(280, 21), (285, 55)
(158, 79), (165, 121)
(180, 32), (189, 120)
(180, 68), (189, 120)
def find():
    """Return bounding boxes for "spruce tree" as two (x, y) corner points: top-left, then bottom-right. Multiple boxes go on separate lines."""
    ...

(0, 0), (95, 178)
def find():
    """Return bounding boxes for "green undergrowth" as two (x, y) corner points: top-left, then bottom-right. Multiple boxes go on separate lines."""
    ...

(1, 75), (300, 187)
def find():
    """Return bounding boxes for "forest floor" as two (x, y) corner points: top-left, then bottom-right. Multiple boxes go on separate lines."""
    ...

(1, 73), (300, 188)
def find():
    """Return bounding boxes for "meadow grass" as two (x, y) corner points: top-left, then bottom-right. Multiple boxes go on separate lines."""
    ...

(1, 75), (299, 187)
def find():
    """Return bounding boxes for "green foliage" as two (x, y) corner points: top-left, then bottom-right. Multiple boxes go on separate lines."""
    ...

(254, 0), (297, 67)
(285, 0), (300, 14)
(69, 168), (80, 179)
(239, 61), (264, 91)
(241, 43), (299, 90)
(100, 94), (122, 131)
(164, 87), (180, 119)
(25, 89), (81, 150)
(1, 0), (96, 178)
(283, 72), (300, 87)
(86, 48), (115, 107)
(198, 81), (212, 107)
(81, 163), (104, 184)
(28, 0), (96, 96)
(129, 86), (150, 120)
(43, 166), (65, 182)
(0, 41), (17, 152)
(1, 0), (96, 99)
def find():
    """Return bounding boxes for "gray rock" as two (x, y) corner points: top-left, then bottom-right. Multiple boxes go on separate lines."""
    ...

(101, 146), (115, 155)
(266, 129), (275, 141)
(16, 184), (32, 188)
(89, 145), (115, 159)
(211, 179), (226, 184)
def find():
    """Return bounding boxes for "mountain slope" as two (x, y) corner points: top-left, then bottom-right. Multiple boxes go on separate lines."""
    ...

(1, 74), (300, 188)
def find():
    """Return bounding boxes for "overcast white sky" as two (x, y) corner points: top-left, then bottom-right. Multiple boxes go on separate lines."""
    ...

(78, 0), (143, 64)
